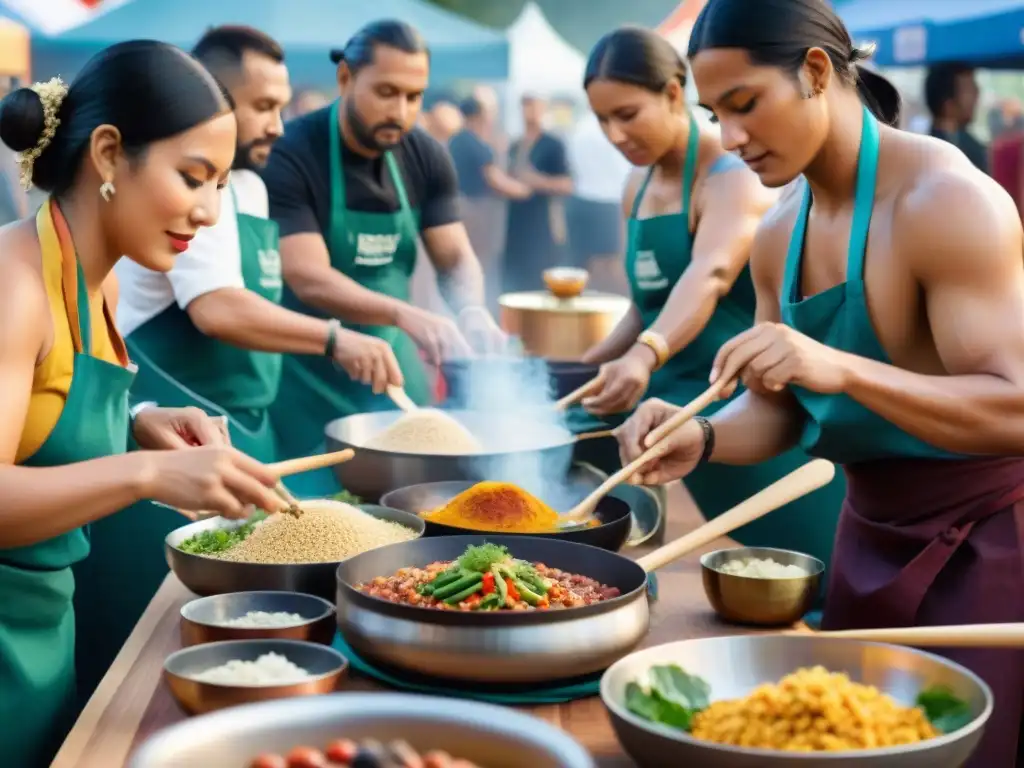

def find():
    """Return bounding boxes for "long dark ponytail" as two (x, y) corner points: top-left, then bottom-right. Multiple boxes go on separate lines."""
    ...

(687, 0), (901, 127)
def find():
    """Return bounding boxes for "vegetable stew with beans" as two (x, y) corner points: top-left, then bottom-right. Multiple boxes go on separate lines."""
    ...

(250, 738), (480, 768)
(357, 543), (620, 611)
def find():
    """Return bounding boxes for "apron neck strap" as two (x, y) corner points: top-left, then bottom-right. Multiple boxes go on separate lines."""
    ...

(36, 198), (129, 363)
(328, 100), (418, 237)
(847, 105), (880, 281)
(782, 105), (880, 301)
(37, 200), (91, 355)
(629, 112), (700, 220)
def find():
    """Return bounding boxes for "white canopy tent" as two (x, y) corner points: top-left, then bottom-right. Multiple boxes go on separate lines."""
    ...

(505, 2), (586, 135)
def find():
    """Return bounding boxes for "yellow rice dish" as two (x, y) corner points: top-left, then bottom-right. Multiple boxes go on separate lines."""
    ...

(692, 667), (938, 751)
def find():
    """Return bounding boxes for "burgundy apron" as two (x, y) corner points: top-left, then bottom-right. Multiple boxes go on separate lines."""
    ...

(780, 106), (1024, 767)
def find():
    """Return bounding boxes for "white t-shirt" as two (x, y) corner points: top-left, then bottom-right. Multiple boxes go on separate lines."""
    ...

(567, 114), (632, 205)
(116, 170), (269, 335)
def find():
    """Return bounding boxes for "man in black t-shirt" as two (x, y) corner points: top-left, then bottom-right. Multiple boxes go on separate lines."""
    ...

(260, 19), (505, 460)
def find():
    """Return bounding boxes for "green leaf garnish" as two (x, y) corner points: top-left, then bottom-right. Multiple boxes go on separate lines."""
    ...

(177, 510), (267, 555)
(916, 685), (973, 734)
(625, 665), (710, 732)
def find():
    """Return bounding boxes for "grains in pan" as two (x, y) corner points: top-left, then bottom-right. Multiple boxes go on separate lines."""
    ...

(690, 666), (939, 751)
(363, 409), (483, 454)
(217, 501), (417, 564)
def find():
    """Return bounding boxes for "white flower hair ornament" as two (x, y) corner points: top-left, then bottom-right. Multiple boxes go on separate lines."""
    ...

(17, 76), (69, 190)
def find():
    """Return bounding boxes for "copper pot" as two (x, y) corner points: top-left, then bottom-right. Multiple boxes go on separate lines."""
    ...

(499, 289), (630, 362)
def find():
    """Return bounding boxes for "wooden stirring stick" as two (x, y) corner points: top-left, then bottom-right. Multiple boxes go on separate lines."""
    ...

(387, 385), (419, 413)
(636, 459), (835, 571)
(560, 380), (730, 522)
(274, 483), (303, 518)
(554, 375), (604, 412)
(268, 448), (355, 477)
(575, 429), (616, 443)
(785, 623), (1024, 649)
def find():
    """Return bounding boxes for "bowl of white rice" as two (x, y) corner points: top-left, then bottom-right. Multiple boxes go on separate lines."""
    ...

(164, 638), (348, 715)
(700, 546), (824, 627)
(180, 591), (336, 647)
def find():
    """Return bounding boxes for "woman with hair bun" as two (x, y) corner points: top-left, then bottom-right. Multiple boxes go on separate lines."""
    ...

(576, 26), (846, 568)
(0, 41), (289, 766)
(617, 0), (1024, 762)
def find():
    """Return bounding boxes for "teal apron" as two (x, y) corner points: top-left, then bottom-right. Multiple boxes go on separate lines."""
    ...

(571, 114), (847, 567)
(0, 201), (135, 768)
(269, 100), (431, 494)
(74, 183), (284, 708)
(782, 108), (1024, 766)
(124, 183), (284, 462)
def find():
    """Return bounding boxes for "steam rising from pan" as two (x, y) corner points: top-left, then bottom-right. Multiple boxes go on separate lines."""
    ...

(446, 356), (576, 511)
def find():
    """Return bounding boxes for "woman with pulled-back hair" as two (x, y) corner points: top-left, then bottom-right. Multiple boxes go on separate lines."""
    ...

(617, 0), (1024, 762)
(576, 26), (846, 567)
(0, 41), (290, 766)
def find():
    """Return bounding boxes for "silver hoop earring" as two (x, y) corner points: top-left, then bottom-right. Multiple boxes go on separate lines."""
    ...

(99, 181), (115, 202)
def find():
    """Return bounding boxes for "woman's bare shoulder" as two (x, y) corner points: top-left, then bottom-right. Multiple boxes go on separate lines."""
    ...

(0, 219), (49, 323)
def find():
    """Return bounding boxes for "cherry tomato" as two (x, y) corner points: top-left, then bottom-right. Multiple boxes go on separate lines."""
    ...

(249, 755), (287, 768)
(325, 738), (358, 763)
(285, 746), (327, 768)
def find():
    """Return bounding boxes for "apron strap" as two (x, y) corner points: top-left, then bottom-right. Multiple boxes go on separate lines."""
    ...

(846, 106), (880, 284)
(383, 151), (419, 243)
(680, 112), (699, 227)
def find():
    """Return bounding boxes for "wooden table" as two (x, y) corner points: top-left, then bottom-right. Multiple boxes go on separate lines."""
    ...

(52, 486), (776, 768)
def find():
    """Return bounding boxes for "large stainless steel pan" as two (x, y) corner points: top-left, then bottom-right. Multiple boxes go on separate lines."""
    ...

(601, 636), (992, 767)
(335, 461), (835, 683)
(165, 504), (424, 602)
(129, 692), (595, 768)
(324, 409), (577, 501)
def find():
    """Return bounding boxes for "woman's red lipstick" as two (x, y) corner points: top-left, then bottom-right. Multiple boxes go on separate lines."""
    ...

(166, 232), (194, 252)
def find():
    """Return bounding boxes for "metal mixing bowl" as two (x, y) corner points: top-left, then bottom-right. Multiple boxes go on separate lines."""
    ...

(701, 546), (824, 626)
(324, 410), (576, 501)
(180, 591), (336, 647)
(164, 639), (348, 715)
(165, 505), (425, 602)
(601, 636), (992, 768)
(128, 692), (596, 767)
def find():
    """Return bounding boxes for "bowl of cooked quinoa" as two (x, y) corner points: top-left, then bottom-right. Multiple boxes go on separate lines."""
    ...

(166, 501), (424, 601)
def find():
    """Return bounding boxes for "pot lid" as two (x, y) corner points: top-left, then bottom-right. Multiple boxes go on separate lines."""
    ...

(499, 290), (631, 314)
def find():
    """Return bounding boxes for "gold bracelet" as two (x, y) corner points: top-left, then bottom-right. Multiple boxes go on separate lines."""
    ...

(637, 330), (670, 371)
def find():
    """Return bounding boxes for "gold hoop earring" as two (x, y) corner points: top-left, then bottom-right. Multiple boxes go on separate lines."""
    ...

(100, 181), (115, 202)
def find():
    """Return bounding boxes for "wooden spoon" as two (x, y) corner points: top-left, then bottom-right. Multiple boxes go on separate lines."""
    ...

(561, 380), (729, 522)
(387, 385), (419, 413)
(635, 459), (836, 571)
(785, 623), (1024, 649)
(267, 448), (355, 477)
(553, 375), (603, 412)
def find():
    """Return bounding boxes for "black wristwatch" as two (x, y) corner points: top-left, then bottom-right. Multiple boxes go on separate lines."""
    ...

(324, 319), (341, 358)
(694, 416), (715, 465)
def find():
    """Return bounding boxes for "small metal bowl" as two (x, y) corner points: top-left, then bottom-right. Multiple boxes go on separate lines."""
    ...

(543, 266), (589, 299)
(164, 639), (348, 715)
(180, 591), (336, 648)
(700, 546), (824, 627)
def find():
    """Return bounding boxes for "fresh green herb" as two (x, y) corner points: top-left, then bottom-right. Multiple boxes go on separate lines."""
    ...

(625, 665), (711, 732)
(916, 685), (973, 734)
(332, 490), (363, 505)
(457, 543), (511, 573)
(177, 510), (268, 555)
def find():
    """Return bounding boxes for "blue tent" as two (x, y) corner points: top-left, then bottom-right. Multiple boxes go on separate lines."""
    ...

(838, 0), (1024, 68)
(30, 0), (509, 87)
